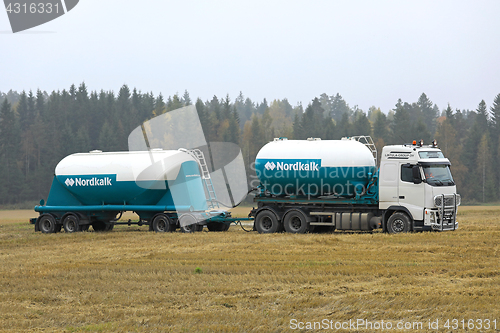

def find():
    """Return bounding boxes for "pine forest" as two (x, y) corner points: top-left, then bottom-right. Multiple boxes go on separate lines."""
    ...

(0, 83), (499, 206)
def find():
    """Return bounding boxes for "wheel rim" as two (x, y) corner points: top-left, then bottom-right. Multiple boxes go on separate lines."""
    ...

(64, 216), (78, 232)
(157, 219), (166, 231)
(392, 218), (405, 232)
(67, 220), (76, 232)
(261, 216), (272, 230)
(40, 219), (51, 232)
(67, 218), (76, 232)
(290, 216), (302, 231)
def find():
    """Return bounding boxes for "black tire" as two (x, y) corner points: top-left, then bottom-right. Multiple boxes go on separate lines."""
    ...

(255, 210), (280, 234)
(283, 210), (309, 234)
(152, 214), (174, 232)
(387, 212), (411, 234)
(105, 223), (114, 232)
(92, 220), (107, 232)
(63, 214), (80, 233)
(179, 214), (200, 233)
(38, 214), (56, 234)
(207, 222), (229, 232)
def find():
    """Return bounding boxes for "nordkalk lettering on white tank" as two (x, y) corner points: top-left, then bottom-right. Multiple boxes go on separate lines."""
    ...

(65, 177), (112, 187)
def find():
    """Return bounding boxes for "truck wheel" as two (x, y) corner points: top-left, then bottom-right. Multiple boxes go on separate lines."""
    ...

(105, 223), (114, 232)
(152, 214), (174, 232)
(387, 212), (411, 234)
(179, 214), (200, 233)
(283, 210), (309, 234)
(38, 214), (56, 234)
(255, 210), (280, 234)
(92, 221), (107, 232)
(63, 214), (80, 233)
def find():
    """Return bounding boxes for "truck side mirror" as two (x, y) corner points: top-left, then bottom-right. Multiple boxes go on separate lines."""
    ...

(412, 166), (422, 184)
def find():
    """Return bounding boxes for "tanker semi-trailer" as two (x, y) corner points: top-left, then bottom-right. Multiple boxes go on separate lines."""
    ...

(250, 136), (460, 234)
(31, 148), (241, 233)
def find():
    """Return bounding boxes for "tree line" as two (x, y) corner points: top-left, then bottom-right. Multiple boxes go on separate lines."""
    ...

(0, 83), (499, 205)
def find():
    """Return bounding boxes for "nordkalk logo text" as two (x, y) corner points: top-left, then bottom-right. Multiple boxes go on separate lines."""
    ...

(65, 177), (112, 187)
(265, 161), (319, 171)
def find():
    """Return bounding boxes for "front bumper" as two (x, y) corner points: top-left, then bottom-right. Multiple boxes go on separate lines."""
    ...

(432, 193), (460, 231)
(431, 221), (458, 231)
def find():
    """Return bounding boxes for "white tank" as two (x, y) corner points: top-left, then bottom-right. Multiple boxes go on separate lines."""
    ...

(56, 149), (194, 182)
(53, 149), (201, 206)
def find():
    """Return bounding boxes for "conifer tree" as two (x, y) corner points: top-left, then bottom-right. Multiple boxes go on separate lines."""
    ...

(182, 90), (192, 106)
(0, 100), (21, 203)
(417, 93), (436, 134)
(476, 133), (495, 202)
(372, 109), (389, 144)
(391, 99), (411, 143)
(352, 109), (371, 136)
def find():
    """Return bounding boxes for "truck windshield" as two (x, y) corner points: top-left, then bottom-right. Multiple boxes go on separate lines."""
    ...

(422, 164), (455, 186)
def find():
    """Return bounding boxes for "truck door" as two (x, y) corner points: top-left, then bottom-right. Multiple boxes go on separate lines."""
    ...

(398, 164), (425, 221)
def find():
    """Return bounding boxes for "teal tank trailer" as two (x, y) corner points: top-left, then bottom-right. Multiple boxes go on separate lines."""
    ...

(250, 136), (461, 234)
(31, 148), (248, 233)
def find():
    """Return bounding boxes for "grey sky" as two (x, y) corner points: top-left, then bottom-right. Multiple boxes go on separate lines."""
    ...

(1, 0), (499, 113)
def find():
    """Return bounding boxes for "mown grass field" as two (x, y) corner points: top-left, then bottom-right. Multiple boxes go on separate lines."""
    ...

(0, 207), (498, 332)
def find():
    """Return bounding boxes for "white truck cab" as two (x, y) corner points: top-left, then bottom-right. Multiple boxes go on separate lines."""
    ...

(379, 140), (460, 232)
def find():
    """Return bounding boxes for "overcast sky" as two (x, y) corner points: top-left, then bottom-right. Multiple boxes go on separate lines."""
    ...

(1, 0), (500, 113)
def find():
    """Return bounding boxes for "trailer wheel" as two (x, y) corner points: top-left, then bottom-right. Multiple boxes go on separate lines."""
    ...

(105, 223), (114, 232)
(180, 224), (198, 233)
(179, 214), (201, 233)
(63, 214), (80, 233)
(92, 221), (107, 232)
(38, 214), (56, 234)
(207, 222), (229, 232)
(387, 212), (411, 234)
(152, 214), (174, 232)
(283, 210), (309, 234)
(255, 210), (280, 234)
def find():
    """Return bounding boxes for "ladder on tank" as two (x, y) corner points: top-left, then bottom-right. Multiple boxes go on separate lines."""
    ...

(186, 149), (219, 209)
(350, 136), (378, 165)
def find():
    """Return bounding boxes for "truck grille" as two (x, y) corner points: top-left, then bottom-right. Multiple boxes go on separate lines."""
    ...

(434, 194), (460, 207)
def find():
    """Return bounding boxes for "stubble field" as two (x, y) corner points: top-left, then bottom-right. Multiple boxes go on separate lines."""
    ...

(0, 206), (498, 332)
